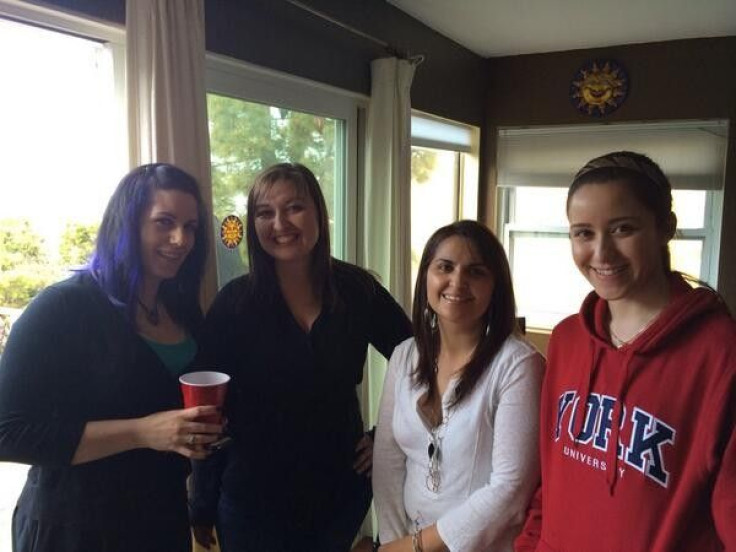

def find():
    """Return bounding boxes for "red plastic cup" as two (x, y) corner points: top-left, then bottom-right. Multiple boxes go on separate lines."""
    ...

(179, 371), (230, 424)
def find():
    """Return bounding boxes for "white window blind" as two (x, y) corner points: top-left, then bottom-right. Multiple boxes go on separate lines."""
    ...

(497, 120), (728, 190)
(412, 113), (474, 153)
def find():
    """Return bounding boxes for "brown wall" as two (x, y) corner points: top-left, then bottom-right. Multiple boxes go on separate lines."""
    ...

(39, 0), (487, 126)
(482, 37), (736, 312)
(205, 0), (487, 126)
(35, 0), (124, 23)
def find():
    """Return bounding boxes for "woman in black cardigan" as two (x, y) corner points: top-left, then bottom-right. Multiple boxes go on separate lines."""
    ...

(0, 163), (223, 552)
(190, 163), (412, 552)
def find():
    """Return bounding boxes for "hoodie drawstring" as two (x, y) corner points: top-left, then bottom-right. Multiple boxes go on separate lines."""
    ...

(574, 337), (637, 496)
(572, 340), (600, 443)
(606, 348), (636, 495)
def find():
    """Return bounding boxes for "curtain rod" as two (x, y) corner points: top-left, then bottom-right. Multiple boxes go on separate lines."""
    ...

(285, 0), (425, 65)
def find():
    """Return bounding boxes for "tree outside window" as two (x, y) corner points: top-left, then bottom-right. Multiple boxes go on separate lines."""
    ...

(207, 93), (341, 286)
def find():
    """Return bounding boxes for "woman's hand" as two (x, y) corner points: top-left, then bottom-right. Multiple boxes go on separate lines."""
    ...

(71, 406), (224, 465)
(192, 524), (217, 549)
(353, 431), (374, 476)
(136, 406), (224, 460)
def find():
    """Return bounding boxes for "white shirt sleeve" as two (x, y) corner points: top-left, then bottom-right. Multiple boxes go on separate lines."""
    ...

(373, 339), (413, 544)
(436, 348), (544, 552)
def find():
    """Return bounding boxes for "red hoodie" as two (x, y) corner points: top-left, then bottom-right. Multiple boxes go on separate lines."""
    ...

(516, 274), (736, 552)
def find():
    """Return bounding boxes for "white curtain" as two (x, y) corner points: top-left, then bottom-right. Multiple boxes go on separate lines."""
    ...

(360, 54), (416, 541)
(363, 57), (415, 312)
(361, 55), (415, 418)
(126, 0), (217, 306)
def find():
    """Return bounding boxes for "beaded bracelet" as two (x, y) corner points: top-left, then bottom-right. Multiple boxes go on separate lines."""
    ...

(411, 527), (424, 552)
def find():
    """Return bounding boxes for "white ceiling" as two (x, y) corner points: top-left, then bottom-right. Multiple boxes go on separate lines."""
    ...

(387, 0), (736, 57)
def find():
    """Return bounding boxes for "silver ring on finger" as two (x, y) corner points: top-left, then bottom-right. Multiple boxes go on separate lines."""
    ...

(188, 434), (195, 446)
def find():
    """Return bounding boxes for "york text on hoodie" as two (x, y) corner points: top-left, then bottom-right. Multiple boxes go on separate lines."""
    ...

(555, 390), (676, 487)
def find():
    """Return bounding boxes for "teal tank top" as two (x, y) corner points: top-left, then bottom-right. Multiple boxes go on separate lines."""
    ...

(144, 336), (197, 379)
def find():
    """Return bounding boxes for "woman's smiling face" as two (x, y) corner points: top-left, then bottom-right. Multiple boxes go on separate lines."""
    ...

(252, 179), (320, 268)
(426, 235), (495, 332)
(567, 180), (671, 304)
(139, 189), (199, 288)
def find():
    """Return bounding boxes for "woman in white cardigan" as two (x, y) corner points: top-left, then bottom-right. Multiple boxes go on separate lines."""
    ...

(373, 220), (544, 552)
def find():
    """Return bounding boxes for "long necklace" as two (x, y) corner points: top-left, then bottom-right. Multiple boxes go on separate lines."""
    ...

(426, 407), (450, 493)
(426, 357), (452, 493)
(137, 297), (160, 326)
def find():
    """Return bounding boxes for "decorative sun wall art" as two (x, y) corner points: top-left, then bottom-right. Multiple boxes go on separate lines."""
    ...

(570, 60), (629, 117)
(220, 215), (244, 249)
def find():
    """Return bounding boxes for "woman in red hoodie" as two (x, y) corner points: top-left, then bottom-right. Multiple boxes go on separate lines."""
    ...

(516, 151), (736, 552)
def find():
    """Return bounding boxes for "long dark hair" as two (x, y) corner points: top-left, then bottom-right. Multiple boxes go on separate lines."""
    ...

(245, 162), (333, 302)
(89, 163), (208, 330)
(567, 150), (676, 273)
(412, 220), (518, 407)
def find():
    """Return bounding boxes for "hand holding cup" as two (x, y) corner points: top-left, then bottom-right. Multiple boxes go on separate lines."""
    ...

(137, 405), (223, 459)
(178, 371), (231, 456)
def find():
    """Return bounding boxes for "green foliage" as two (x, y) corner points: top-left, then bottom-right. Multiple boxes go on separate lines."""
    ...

(0, 266), (57, 309)
(59, 221), (97, 266)
(0, 262), (58, 354)
(207, 95), (336, 219)
(0, 218), (45, 271)
(0, 218), (67, 311)
(207, 95), (338, 268)
(411, 148), (438, 184)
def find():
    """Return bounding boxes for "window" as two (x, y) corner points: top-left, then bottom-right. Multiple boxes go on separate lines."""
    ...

(496, 121), (727, 331)
(0, 12), (125, 344)
(0, 5), (125, 551)
(206, 55), (359, 288)
(410, 113), (479, 289)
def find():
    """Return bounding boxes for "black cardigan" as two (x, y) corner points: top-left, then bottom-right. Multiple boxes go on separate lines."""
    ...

(0, 272), (194, 551)
(190, 262), (412, 526)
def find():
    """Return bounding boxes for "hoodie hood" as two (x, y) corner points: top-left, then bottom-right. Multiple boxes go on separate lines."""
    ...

(580, 272), (726, 355)
(572, 272), (728, 493)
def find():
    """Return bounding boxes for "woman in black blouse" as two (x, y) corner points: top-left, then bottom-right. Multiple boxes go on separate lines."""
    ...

(191, 163), (412, 552)
(0, 164), (223, 552)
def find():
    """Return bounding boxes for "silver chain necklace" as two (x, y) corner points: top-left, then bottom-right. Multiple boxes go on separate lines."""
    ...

(609, 311), (660, 348)
(425, 402), (451, 493)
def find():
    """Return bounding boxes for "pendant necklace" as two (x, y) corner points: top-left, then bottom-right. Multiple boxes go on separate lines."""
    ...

(137, 297), (160, 326)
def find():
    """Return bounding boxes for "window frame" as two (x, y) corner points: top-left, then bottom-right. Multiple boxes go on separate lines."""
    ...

(410, 111), (480, 221)
(499, 186), (721, 280)
(0, 1), (127, 165)
(0, 0), (124, 43)
(0, 2), (128, 296)
(408, 113), (480, 293)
